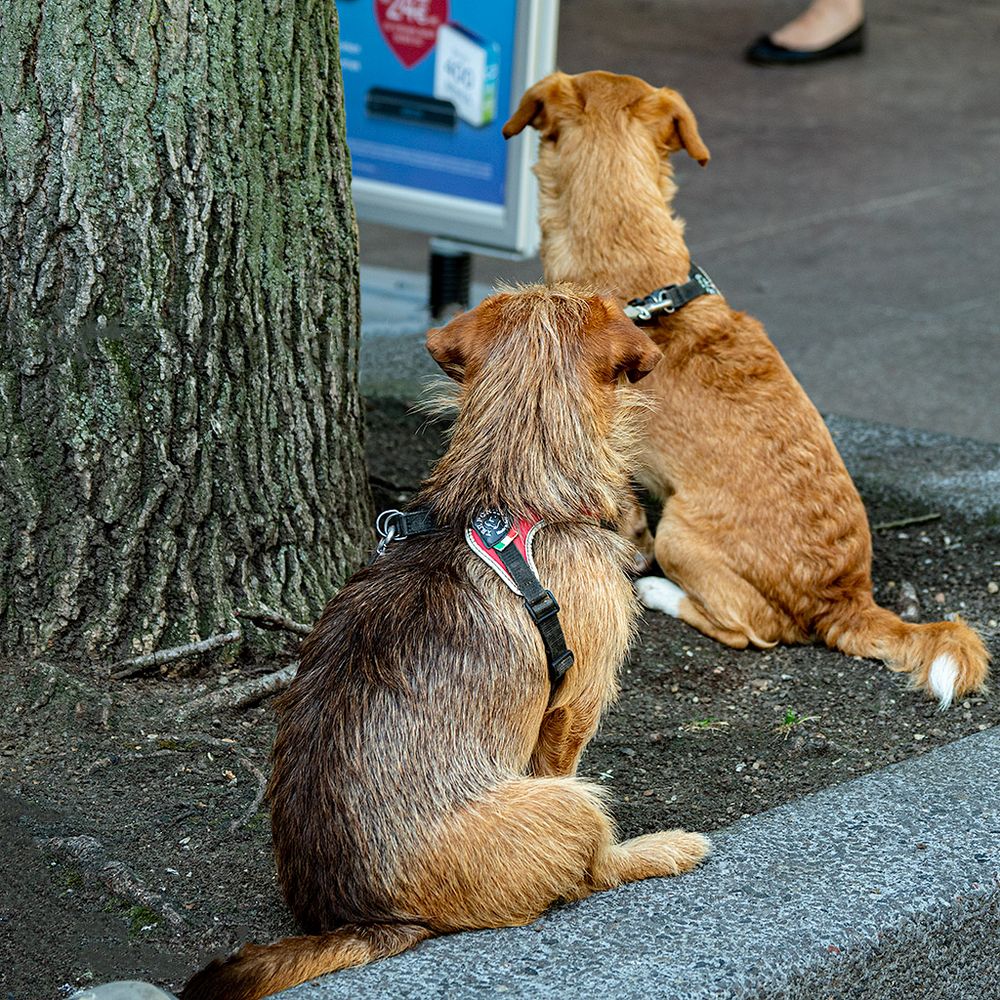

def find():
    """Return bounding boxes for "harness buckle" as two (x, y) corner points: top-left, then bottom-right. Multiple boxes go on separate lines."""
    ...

(550, 649), (576, 678)
(525, 589), (560, 623)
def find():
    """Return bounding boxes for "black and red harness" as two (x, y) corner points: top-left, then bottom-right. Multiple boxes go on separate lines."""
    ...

(370, 507), (575, 696)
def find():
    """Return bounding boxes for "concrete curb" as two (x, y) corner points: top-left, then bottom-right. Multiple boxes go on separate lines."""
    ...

(277, 728), (1000, 999)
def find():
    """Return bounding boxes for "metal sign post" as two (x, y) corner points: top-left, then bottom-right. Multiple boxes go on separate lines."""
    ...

(338, 0), (560, 313)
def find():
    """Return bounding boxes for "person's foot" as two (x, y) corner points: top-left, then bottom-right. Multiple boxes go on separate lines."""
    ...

(746, 0), (865, 65)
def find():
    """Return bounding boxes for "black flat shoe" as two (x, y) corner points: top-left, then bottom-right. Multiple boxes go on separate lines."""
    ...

(745, 21), (865, 65)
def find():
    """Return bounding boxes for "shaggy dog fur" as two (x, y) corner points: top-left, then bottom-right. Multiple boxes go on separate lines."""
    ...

(503, 70), (989, 708)
(180, 285), (709, 1000)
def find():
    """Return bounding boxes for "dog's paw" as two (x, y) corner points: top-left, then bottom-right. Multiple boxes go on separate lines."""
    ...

(635, 577), (685, 617)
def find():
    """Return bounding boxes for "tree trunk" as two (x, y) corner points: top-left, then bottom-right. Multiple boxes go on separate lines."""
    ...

(0, 0), (371, 665)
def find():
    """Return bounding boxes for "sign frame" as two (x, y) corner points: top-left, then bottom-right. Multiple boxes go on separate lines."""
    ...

(344, 0), (559, 259)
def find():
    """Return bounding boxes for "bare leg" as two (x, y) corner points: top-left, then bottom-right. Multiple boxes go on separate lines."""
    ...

(531, 702), (601, 777)
(771, 0), (864, 50)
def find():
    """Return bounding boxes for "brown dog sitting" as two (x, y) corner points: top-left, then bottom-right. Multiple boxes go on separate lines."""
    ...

(503, 71), (989, 707)
(181, 285), (710, 1000)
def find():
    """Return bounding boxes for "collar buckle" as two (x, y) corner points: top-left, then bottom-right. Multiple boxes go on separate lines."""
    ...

(624, 263), (720, 324)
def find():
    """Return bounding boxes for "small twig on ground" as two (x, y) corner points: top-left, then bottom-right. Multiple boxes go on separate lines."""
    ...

(229, 757), (268, 833)
(871, 512), (941, 532)
(680, 717), (730, 734)
(898, 580), (921, 622)
(173, 662), (298, 724)
(235, 605), (312, 638)
(145, 733), (250, 753)
(110, 628), (243, 680)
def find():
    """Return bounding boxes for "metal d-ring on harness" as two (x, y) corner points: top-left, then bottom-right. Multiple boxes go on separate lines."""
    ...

(622, 263), (721, 323)
(370, 507), (574, 698)
(370, 508), (438, 562)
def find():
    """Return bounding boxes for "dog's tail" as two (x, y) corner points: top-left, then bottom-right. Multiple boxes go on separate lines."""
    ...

(180, 922), (434, 1000)
(817, 596), (989, 707)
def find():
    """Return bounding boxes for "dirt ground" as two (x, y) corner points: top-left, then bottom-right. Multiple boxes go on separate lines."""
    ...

(1, 398), (997, 1000)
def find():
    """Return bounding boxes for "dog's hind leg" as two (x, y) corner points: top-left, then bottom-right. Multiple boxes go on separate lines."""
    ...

(637, 577), (757, 648)
(530, 701), (602, 777)
(641, 516), (801, 648)
(404, 777), (709, 933)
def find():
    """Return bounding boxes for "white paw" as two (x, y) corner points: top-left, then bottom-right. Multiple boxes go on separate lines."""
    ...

(635, 577), (685, 617)
(929, 654), (958, 709)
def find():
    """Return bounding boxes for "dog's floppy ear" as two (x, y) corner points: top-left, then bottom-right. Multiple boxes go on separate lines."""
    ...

(502, 72), (581, 139)
(426, 307), (480, 383)
(629, 87), (710, 166)
(604, 309), (663, 384)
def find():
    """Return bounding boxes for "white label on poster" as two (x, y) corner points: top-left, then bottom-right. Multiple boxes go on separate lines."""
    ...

(433, 22), (501, 127)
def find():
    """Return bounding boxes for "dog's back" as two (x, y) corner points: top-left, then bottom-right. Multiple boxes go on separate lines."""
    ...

(503, 73), (989, 706)
(182, 285), (709, 1000)
(270, 531), (549, 931)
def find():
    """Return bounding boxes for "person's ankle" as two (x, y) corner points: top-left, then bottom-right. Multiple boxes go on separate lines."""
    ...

(771, 0), (864, 52)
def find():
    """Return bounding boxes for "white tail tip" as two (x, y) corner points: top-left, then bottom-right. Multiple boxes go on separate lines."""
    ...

(929, 653), (958, 709)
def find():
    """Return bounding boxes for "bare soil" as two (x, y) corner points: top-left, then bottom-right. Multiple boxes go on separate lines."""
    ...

(1, 398), (997, 999)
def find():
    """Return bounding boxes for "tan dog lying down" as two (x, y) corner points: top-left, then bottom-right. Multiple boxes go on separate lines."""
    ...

(181, 286), (709, 1000)
(504, 71), (989, 707)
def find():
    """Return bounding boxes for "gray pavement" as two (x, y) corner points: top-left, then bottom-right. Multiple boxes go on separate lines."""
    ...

(358, 0), (1000, 443)
(278, 728), (1000, 999)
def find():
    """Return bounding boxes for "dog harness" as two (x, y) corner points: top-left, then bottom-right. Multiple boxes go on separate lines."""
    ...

(370, 507), (575, 695)
(623, 263), (721, 323)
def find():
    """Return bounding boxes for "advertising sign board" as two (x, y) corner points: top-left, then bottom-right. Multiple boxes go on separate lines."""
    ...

(338, 0), (559, 257)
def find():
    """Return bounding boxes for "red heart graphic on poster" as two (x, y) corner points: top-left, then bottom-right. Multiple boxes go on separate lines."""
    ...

(375, 0), (449, 69)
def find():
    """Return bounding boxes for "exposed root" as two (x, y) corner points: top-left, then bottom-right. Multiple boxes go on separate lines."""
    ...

(29, 665), (58, 711)
(38, 834), (187, 928)
(235, 606), (312, 638)
(228, 756), (268, 833)
(110, 629), (243, 680)
(173, 663), (299, 724)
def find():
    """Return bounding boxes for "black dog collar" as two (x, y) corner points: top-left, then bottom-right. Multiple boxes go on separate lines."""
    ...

(623, 263), (721, 323)
(370, 507), (574, 696)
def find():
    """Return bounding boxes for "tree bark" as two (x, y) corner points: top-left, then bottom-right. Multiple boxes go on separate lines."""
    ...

(0, 0), (371, 665)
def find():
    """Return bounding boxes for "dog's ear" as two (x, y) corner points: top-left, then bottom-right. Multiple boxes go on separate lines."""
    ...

(426, 307), (480, 382)
(502, 72), (582, 140)
(604, 310), (663, 384)
(629, 87), (710, 166)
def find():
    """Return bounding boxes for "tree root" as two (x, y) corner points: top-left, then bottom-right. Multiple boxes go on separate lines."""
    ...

(173, 662), (298, 724)
(110, 628), (243, 680)
(228, 756), (268, 833)
(38, 834), (187, 928)
(235, 605), (312, 637)
(29, 665), (59, 711)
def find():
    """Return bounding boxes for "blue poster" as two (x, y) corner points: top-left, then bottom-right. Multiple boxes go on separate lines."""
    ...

(338, 0), (518, 207)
